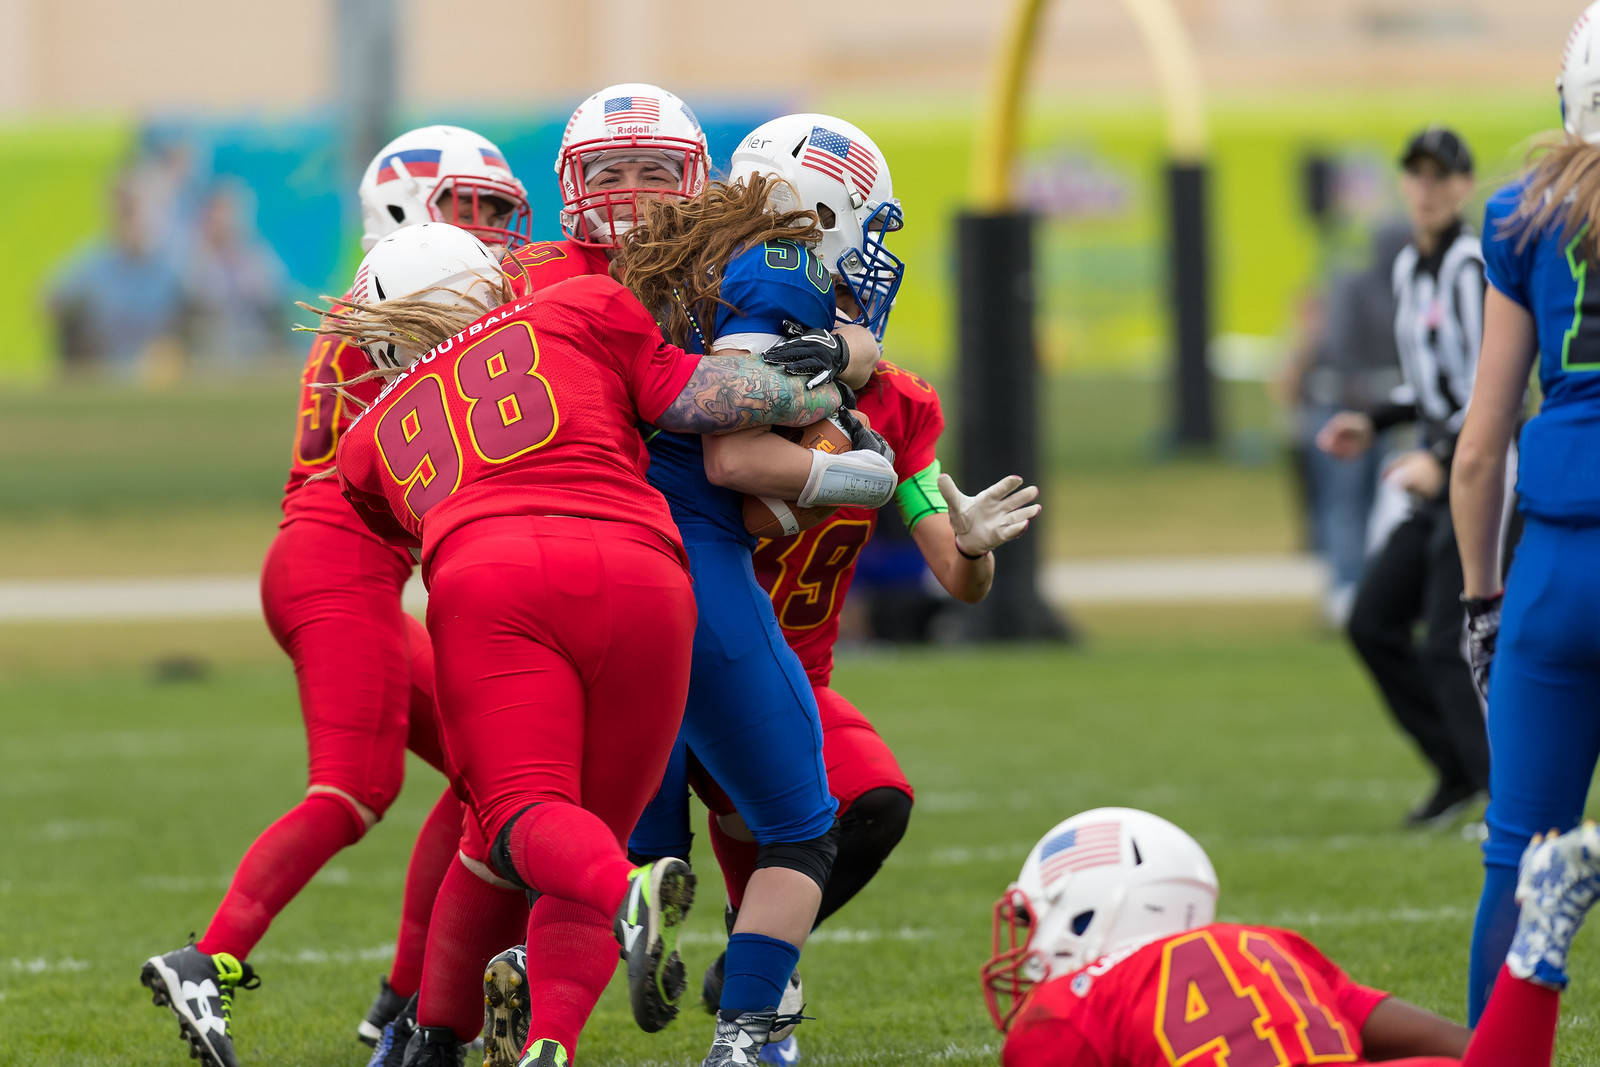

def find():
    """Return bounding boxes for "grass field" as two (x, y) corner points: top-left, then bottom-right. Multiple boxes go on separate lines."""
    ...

(4, 607), (1599, 1066)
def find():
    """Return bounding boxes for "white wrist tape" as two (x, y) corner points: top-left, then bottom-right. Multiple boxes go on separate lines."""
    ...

(797, 449), (897, 509)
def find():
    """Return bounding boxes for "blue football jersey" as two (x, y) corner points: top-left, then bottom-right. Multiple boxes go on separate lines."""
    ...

(645, 240), (836, 545)
(1484, 179), (1600, 521)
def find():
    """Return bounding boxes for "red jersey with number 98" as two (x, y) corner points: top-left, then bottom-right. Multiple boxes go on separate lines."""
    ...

(335, 274), (702, 577)
(1002, 924), (1389, 1067)
(752, 360), (945, 686)
(280, 308), (392, 537)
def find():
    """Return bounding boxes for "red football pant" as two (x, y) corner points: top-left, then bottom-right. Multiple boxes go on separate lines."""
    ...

(261, 520), (446, 812)
(427, 515), (695, 896)
(201, 521), (444, 960)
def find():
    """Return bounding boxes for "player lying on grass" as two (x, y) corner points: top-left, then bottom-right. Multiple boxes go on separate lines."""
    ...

(138, 124), (530, 1067)
(984, 806), (1600, 1066)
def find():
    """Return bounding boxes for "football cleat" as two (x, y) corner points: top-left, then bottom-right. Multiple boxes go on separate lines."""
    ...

(1508, 822), (1600, 990)
(360, 975), (410, 1047)
(516, 1038), (571, 1067)
(482, 944), (530, 1067)
(768, 968), (805, 1042)
(367, 994), (417, 1067)
(614, 856), (696, 1032)
(702, 1008), (782, 1066)
(140, 942), (259, 1067)
(1402, 781), (1482, 830)
(398, 1024), (467, 1067)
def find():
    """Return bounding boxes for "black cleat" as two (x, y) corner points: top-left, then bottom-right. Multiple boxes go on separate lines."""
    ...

(702, 904), (738, 1013)
(1403, 780), (1483, 829)
(482, 944), (529, 1067)
(614, 857), (696, 1032)
(359, 975), (410, 1047)
(366, 993), (417, 1067)
(516, 1038), (571, 1067)
(702, 1008), (781, 1066)
(399, 1024), (466, 1067)
(140, 942), (259, 1067)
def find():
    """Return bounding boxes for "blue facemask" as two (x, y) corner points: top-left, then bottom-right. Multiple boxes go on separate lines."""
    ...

(835, 200), (905, 341)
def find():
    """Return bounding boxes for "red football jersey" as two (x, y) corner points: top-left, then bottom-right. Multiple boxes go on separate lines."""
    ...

(335, 274), (703, 577)
(280, 315), (396, 538)
(752, 360), (945, 686)
(501, 239), (611, 298)
(1002, 924), (1389, 1067)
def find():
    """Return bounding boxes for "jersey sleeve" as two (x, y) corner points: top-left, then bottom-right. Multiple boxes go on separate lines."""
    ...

(1260, 926), (1390, 1033)
(334, 427), (419, 549)
(500, 241), (593, 299)
(554, 275), (704, 424)
(713, 242), (837, 340)
(1482, 180), (1535, 310)
(886, 367), (946, 483)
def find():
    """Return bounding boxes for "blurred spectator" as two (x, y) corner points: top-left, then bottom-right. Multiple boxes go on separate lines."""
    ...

(1275, 220), (1411, 625)
(47, 176), (183, 379)
(178, 181), (290, 370)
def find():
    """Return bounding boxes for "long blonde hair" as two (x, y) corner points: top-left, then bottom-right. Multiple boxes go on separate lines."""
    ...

(1509, 135), (1600, 258)
(610, 174), (823, 348)
(297, 275), (514, 386)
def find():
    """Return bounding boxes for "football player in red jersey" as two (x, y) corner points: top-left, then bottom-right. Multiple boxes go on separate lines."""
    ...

(322, 216), (855, 1067)
(984, 807), (1600, 1067)
(139, 126), (532, 1067)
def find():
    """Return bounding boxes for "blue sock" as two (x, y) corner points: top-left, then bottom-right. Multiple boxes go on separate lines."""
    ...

(1468, 863), (1519, 1025)
(721, 932), (800, 1015)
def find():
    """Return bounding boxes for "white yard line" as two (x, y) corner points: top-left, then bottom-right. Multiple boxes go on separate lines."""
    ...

(0, 555), (1321, 623)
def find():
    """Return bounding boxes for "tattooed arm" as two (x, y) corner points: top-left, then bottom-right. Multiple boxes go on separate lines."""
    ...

(654, 354), (842, 434)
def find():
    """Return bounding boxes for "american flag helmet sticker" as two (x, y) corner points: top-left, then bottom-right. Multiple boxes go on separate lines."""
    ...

(604, 96), (661, 125)
(1036, 820), (1123, 883)
(801, 126), (879, 192)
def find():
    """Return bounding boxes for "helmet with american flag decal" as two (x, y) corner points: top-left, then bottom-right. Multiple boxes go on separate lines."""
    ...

(729, 114), (904, 340)
(982, 807), (1218, 1032)
(555, 82), (709, 248)
(358, 125), (531, 253)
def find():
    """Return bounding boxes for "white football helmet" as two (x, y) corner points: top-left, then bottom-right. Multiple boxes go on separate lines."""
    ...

(729, 114), (904, 339)
(555, 82), (709, 248)
(981, 807), (1219, 1032)
(359, 125), (532, 252)
(1561, 2), (1600, 143)
(350, 222), (503, 369)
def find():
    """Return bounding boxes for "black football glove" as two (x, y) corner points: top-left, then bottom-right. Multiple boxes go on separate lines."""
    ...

(762, 320), (850, 387)
(1463, 593), (1502, 702)
(835, 407), (895, 465)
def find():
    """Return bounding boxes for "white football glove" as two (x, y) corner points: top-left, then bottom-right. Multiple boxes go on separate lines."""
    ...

(938, 473), (1041, 558)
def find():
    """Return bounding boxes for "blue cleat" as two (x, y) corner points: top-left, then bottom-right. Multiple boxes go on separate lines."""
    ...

(1508, 822), (1600, 990)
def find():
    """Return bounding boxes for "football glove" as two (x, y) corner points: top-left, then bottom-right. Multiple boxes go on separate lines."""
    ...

(762, 321), (850, 388)
(835, 408), (895, 466)
(938, 474), (1041, 558)
(1463, 593), (1503, 702)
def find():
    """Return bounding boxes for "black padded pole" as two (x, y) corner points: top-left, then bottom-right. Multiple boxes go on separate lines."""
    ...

(1166, 161), (1217, 448)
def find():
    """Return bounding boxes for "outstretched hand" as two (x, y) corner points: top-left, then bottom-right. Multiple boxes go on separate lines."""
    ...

(938, 474), (1041, 557)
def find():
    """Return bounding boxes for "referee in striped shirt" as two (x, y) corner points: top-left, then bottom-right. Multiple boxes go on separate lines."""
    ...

(1317, 127), (1489, 829)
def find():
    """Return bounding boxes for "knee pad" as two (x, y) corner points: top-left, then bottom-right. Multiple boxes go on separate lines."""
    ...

(755, 825), (840, 891)
(840, 787), (912, 858)
(488, 803), (540, 893)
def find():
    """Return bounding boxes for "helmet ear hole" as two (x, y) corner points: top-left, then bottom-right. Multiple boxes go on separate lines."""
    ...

(387, 205), (406, 224)
(815, 203), (837, 228)
(1070, 910), (1094, 937)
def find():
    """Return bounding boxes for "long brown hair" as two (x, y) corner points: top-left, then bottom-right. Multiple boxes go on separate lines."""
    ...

(297, 275), (514, 386)
(1509, 135), (1600, 258)
(610, 173), (823, 348)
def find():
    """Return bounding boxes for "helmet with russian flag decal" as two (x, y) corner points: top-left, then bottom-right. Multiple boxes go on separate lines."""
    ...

(981, 808), (1218, 1032)
(555, 82), (709, 248)
(729, 114), (904, 340)
(1560, 2), (1600, 143)
(359, 125), (532, 252)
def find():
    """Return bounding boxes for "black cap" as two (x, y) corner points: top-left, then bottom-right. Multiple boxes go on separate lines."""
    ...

(1399, 127), (1474, 175)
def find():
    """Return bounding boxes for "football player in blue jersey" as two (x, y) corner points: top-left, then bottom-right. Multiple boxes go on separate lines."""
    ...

(1452, 0), (1600, 1025)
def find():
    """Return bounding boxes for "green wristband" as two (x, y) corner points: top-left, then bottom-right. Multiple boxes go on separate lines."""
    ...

(896, 459), (948, 532)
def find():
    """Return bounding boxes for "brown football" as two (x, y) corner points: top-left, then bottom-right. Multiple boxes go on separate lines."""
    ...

(742, 415), (854, 538)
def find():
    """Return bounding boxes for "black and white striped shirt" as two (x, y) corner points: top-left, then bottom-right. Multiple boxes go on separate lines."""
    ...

(1378, 220), (1485, 455)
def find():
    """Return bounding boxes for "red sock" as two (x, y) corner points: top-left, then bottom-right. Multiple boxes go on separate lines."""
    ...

(505, 803), (634, 916)
(416, 856), (529, 1039)
(1462, 964), (1559, 1067)
(708, 812), (759, 911)
(197, 793), (364, 959)
(387, 788), (462, 997)
(523, 896), (619, 1056)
